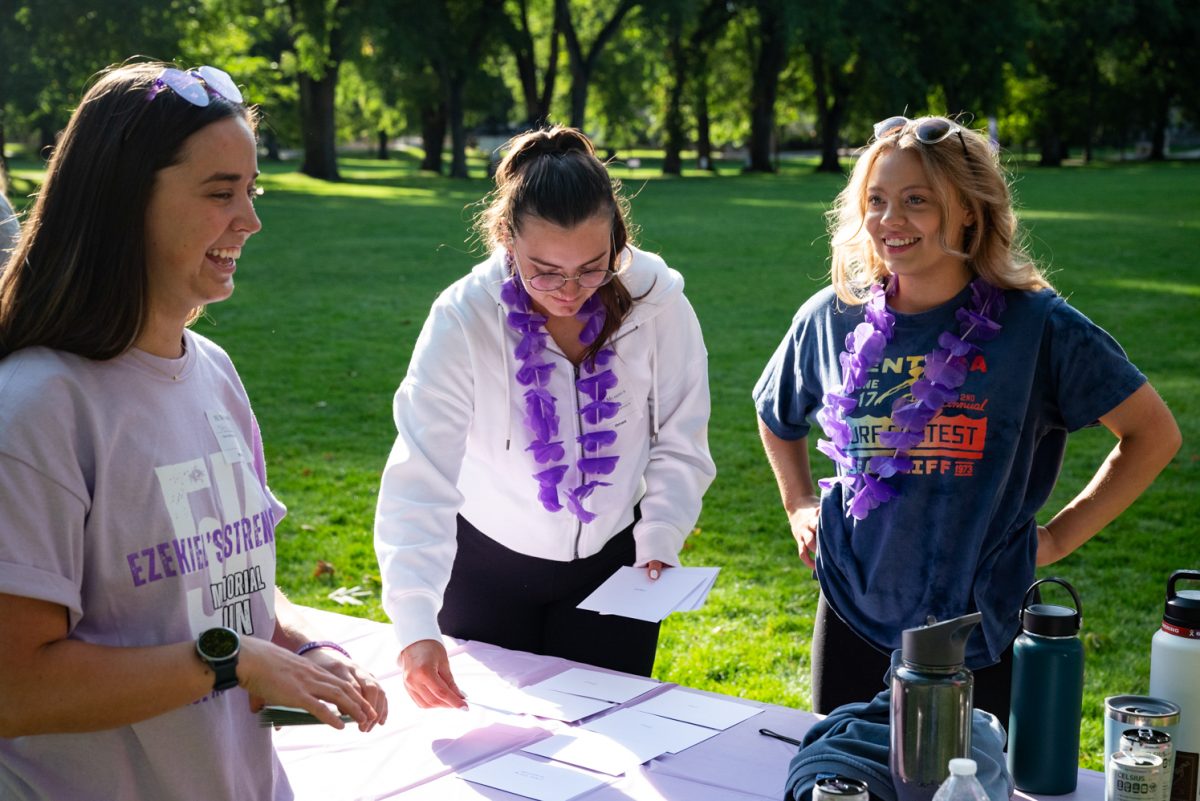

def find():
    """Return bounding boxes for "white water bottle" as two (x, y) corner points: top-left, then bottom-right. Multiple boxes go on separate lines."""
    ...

(1149, 569), (1200, 801)
(931, 759), (990, 801)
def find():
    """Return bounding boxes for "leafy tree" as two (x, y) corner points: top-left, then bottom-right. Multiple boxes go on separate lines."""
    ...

(743, 0), (798, 172)
(558, 0), (640, 129)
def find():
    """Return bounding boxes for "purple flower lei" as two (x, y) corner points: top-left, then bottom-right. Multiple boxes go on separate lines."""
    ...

(816, 277), (1006, 520)
(500, 271), (620, 524)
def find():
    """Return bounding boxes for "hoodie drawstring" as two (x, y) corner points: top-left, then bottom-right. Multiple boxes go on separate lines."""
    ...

(650, 316), (660, 442)
(497, 302), (513, 450)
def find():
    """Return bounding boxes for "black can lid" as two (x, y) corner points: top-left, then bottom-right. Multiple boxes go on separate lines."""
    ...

(1122, 728), (1171, 746)
(1021, 578), (1082, 637)
(1163, 570), (1200, 629)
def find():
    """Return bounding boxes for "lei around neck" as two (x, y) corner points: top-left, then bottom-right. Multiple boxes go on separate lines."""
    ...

(500, 270), (621, 524)
(816, 277), (1006, 520)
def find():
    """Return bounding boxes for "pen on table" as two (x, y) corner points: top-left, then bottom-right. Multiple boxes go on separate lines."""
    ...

(759, 727), (804, 747)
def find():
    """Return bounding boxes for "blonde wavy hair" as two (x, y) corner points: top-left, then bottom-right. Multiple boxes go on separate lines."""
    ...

(827, 116), (1050, 305)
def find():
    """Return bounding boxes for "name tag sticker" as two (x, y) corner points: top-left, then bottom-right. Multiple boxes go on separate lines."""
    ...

(205, 410), (247, 464)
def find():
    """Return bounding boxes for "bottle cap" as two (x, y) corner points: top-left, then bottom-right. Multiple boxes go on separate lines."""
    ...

(948, 758), (977, 776)
(1021, 577), (1082, 637)
(900, 612), (982, 670)
(1162, 570), (1200, 629)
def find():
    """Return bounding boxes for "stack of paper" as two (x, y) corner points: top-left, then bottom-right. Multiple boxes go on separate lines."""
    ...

(576, 566), (720, 621)
(458, 753), (610, 801)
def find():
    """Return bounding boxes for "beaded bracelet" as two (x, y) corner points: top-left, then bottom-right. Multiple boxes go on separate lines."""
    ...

(296, 640), (351, 659)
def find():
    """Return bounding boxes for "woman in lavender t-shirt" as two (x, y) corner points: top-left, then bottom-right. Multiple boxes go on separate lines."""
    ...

(0, 62), (387, 800)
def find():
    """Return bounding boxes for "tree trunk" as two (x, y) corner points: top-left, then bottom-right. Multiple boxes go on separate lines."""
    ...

(695, 74), (714, 171)
(745, 4), (787, 173)
(1149, 93), (1169, 161)
(510, 0), (558, 127)
(377, 130), (390, 159)
(661, 24), (686, 176)
(447, 78), (469, 179)
(1039, 129), (1064, 167)
(299, 68), (341, 181)
(420, 101), (447, 174)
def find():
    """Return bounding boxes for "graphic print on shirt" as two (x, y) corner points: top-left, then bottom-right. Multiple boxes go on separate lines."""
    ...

(123, 414), (277, 639)
(846, 351), (990, 479)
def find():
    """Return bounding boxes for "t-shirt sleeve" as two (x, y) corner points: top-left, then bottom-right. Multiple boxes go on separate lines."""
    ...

(0, 453), (87, 625)
(753, 308), (820, 441)
(1045, 299), (1146, 431)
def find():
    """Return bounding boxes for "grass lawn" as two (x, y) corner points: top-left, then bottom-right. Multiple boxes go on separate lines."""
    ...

(5, 149), (1197, 770)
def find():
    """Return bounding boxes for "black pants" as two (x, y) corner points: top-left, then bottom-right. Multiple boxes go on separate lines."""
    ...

(811, 593), (1014, 724)
(438, 513), (660, 676)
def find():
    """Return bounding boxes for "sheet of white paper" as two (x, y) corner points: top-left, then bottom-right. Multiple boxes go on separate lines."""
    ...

(631, 687), (763, 730)
(465, 680), (614, 723)
(581, 707), (720, 755)
(529, 667), (659, 704)
(458, 753), (610, 801)
(677, 570), (719, 611)
(522, 730), (644, 776)
(576, 566), (720, 621)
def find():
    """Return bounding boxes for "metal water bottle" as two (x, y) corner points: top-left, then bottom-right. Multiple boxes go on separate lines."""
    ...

(1149, 569), (1200, 801)
(1007, 577), (1085, 794)
(891, 612), (983, 801)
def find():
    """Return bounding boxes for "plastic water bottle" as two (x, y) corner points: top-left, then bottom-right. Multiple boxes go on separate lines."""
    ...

(1007, 577), (1085, 794)
(931, 758), (990, 801)
(1149, 569), (1200, 801)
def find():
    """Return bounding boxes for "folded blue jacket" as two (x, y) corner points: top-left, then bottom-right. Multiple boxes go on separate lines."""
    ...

(783, 689), (1013, 800)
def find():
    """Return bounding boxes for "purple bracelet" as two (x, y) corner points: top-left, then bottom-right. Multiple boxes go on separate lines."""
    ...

(296, 640), (351, 659)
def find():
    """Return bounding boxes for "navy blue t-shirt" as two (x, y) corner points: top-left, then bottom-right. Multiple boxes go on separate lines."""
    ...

(754, 285), (1145, 666)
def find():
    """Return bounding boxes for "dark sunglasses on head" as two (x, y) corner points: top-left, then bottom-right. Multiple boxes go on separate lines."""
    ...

(873, 115), (969, 157)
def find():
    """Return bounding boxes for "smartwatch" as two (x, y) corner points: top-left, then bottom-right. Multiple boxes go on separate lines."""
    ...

(196, 627), (241, 692)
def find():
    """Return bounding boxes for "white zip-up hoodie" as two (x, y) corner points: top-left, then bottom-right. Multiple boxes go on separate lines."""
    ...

(375, 246), (716, 652)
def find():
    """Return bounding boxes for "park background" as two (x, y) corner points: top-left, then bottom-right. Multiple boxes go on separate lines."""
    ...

(2, 0), (1198, 773)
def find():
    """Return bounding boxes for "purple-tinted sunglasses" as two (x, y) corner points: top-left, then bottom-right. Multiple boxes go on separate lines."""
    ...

(147, 66), (243, 106)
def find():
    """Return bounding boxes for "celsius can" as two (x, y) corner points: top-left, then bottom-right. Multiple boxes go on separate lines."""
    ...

(1106, 696), (1181, 764)
(812, 776), (869, 801)
(1122, 729), (1175, 801)
(1108, 752), (1166, 801)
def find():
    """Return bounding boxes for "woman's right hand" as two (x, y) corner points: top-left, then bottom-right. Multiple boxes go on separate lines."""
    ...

(788, 501), (820, 569)
(400, 639), (468, 709)
(236, 637), (378, 729)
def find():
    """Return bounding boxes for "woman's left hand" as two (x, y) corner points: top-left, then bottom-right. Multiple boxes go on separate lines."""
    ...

(296, 647), (389, 730)
(646, 560), (666, 580)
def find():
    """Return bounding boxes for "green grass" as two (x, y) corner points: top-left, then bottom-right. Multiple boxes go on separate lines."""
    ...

(6, 150), (1197, 771)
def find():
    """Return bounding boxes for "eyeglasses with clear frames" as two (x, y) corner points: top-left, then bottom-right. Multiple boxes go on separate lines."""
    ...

(513, 244), (618, 292)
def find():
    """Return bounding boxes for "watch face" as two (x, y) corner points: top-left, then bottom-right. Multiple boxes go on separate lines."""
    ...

(198, 627), (239, 660)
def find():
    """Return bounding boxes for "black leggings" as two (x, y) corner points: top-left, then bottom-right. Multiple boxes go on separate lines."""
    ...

(811, 593), (1014, 723)
(437, 513), (661, 676)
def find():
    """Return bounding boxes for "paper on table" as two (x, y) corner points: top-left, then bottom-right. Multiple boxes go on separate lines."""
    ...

(576, 566), (721, 622)
(522, 730), (645, 776)
(529, 667), (659, 703)
(631, 687), (763, 730)
(458, 752), (610, 801)
(582, 706), (720, 756)
(463, 678), (615, 723)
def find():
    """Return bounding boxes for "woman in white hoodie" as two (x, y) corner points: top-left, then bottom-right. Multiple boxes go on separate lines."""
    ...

(375, 127), (716, 709)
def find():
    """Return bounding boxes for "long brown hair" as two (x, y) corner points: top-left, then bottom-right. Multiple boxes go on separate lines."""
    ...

(475, 126), (637, 364)
(0, 61), (256, 360)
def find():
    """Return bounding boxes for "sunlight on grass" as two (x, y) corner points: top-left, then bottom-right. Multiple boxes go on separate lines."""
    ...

(1098, 278), (1200, 297)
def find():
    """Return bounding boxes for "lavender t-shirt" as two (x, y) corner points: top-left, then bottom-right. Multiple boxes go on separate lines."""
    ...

(0, 330), (291, 800)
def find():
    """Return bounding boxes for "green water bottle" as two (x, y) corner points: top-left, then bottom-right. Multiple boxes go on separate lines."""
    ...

(1007, 577), (1085, 795)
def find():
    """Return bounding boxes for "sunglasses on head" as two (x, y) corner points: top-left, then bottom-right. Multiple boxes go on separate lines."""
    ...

(147, 66), (243, 107)
(873, 116), (968, 157)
